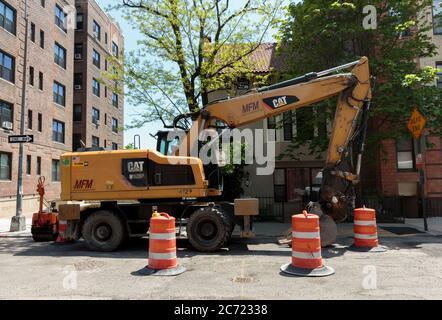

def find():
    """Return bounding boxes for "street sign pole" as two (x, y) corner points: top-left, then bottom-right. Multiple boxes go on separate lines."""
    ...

(408, 107), (428, 232)
(417, 135), (428, 232)
(10, 0), (29, 232)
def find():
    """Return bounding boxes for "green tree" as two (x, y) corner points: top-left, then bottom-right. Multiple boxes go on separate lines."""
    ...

(110, 0), (284, 129)
(277, 0), (442, 160)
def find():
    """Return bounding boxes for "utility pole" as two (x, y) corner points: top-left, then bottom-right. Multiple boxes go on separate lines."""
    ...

(10, 0), (29, 232)
(416, 135), (428, 231)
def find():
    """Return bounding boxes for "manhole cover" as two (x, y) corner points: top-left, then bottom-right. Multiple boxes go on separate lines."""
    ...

(232, 275), (254, 283)
(74, 260), (105, 271)
(380, 226), (424, 235)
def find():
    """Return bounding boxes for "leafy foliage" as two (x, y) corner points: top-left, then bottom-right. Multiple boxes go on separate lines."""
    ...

(277, 0), (442, 160)
(109, 0), (284, 129)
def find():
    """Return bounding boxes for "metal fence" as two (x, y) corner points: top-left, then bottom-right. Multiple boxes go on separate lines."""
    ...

(253, 196), (442, 223)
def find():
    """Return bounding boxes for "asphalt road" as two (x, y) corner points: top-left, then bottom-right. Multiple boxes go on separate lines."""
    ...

(1, 223), (442, 300)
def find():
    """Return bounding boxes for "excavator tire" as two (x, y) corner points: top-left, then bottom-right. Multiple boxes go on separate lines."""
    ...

(82, 210), (128, 252)
(187, 206), (232, 252)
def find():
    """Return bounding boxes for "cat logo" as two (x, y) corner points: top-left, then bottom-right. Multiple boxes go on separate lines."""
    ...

(263, 95), (299, 110)
(128, 161), (144, 173)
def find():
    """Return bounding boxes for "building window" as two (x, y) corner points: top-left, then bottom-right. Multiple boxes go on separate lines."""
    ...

(283, 111), (293, 142)
(0, 100), (13, 128)
(92, 107), (100, 125)
(0, 49), (14, 83)
(73, 104), (82, 121)
(0, 152), (12, 180)
(112, 93), (118, 108)
(93, 20), (101, 41)
(274, 169), (287, 202)
(0, 0), (16, 34)
(73, 134), (82, 151)
(437, 62), (442, 88)
(36, 156), (41, 176)
(54, 42), (66, 69)
(52, 159), (60, 182)
(104, 139), (107, 148)
(104, 113), (107, 125)
(26, 155), (31, 175)
(52, 119), (65, 143)
(37, 113), (42, 132)
(41, 0), (45, 8)
(39, 30), (45, 49)
(76, 13), (83, 30)
(74, 73), (82, 89)
(38, 72), (43, 90)
(112, 118), (118, 133)
(55, 5), (66, 32)
(105, 32), (108, 44)
(29, 66), (34, 86)
(74, 43), (83, 60)
(92, 135), (99, 148)
(397, 138), (415, 171)
(30, 22), (35, 42)
(27, 109), (32, 130)
(112, 143), (118, 150)
(112, 41), (119, 58)
(92, 49), (100, 68)
(92, 78), (100, 97)
(434, 0), (442, 34)
(296, 108), (315, 140)
(53, 81), (65, 106)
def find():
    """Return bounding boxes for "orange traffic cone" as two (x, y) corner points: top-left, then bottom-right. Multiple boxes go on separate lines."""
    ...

(135, 212), (185, 276)
(55, 220), (67, 243)
(350, 207), (387, 252)
(281, 211), (334, 277)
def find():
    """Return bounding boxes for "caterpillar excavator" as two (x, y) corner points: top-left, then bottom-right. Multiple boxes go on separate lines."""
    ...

(31, 57), (372, 252)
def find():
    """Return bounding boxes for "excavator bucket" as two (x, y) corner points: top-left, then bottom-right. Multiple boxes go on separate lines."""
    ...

(278, 202), (338, 247)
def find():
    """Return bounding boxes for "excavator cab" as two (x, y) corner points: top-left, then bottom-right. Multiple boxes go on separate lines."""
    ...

(156, 131), (180, 156)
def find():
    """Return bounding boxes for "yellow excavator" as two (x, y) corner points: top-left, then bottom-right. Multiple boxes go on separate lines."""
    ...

(31, 57), (372, 252)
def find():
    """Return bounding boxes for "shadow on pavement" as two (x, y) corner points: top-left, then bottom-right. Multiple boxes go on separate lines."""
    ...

(1, 229), (442, 260)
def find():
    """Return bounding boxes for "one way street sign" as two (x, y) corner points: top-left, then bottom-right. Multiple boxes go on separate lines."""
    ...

(8, 135), (34, 143)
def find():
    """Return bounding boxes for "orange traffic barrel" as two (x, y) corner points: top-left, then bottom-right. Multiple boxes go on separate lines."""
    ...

(281, 211), (334, 277)
(351, 207), (386, 252)
(135, 212), (185, 276)
(55, 220), (67, 243)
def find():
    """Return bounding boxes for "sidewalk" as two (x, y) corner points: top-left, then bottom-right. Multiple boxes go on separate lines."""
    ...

(405, 217), (442, 236)
(0, 215), (32, 235)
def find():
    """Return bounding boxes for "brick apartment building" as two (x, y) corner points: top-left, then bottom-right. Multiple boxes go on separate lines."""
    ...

(72, 0), (124, 151)
(0, 0), (124, 218)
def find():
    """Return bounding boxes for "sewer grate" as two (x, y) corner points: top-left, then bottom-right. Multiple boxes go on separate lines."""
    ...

(380, 226), (424, 235)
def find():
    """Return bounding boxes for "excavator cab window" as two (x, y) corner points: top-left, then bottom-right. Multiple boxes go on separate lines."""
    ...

(156, 131), (179, 155)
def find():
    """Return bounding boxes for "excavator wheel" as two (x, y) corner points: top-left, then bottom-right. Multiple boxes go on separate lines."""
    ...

(187, 206), (232, 252)
(82, 210), (128, 252)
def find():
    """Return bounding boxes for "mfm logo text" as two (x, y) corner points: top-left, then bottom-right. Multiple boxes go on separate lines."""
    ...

(242, 101), (259, 114)
(74, 179), (94, 190)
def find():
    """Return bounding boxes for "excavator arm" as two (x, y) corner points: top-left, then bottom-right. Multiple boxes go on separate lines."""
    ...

(171, 57), (371, 225)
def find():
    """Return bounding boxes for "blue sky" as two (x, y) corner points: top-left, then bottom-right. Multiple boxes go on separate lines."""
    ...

(96, 0), (287, 149)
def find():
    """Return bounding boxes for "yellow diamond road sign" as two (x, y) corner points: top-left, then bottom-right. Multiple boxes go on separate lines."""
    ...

(407, 108), (426, 140)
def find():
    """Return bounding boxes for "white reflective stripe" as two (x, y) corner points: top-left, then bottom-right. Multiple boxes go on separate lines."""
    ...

(292, 231), (320, 239)
(354, 220), (376, 226)
(149, 232), (176, 240)
(292, 251), (322, 259)
(149, 252), (176, 260)
(59, 221), (67, 225)
(354, 233), (377, 240)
